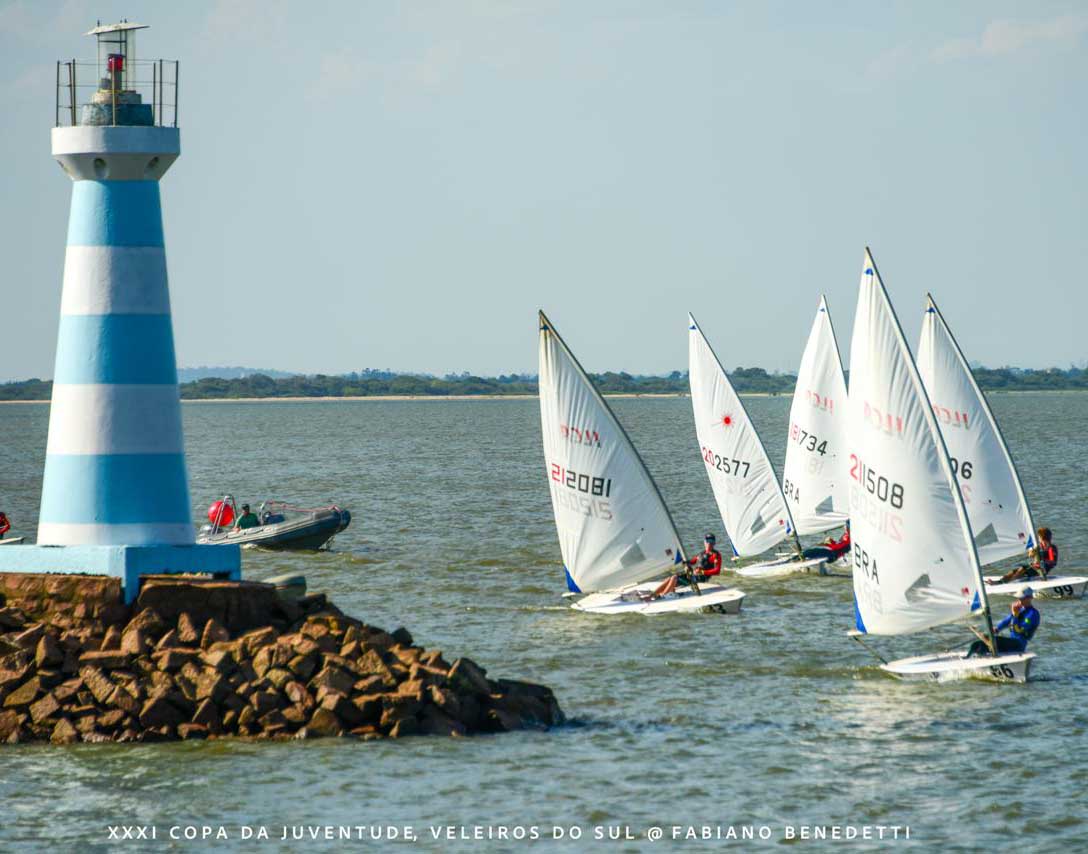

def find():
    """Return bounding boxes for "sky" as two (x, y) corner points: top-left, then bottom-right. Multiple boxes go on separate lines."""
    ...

(1, 0), (1087, 380)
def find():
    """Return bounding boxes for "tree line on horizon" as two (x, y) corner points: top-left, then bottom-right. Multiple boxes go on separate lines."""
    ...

(3, 365), (1088, 400)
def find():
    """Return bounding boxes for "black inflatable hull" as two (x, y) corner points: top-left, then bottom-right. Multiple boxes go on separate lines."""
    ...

(198, 508), (351, 551)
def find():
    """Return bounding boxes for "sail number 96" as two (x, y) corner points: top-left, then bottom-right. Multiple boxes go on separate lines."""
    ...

(949, 457), (973, 479)
(702, 447), (751, 477)
(849, 455), (904, 509)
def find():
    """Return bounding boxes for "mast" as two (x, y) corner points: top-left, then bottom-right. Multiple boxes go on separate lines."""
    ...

(689, 313), (803, 555)
(865, 251), (998, 652)
(923, 294), (1039, 553)
(539, 311), (690, 570)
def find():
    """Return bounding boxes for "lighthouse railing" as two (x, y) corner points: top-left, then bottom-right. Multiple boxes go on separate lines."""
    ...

(55, 58), (179, 128)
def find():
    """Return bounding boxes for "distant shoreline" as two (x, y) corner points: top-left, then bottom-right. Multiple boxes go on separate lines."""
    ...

(3, 388), (1084, 405)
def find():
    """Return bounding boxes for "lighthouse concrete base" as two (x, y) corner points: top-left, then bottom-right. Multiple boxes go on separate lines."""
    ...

(0, 543), (240, 603)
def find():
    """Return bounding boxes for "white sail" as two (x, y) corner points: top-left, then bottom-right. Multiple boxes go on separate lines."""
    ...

(848, 251), (987, 636)
(688, 314), (797, 557)
(539, 311), (685, 593)
(916, 295), (1036, 566)
(781, 296), (850, 535)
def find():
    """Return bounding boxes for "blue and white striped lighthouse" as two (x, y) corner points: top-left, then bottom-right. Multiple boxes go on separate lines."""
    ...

(0, 22), (239, 599)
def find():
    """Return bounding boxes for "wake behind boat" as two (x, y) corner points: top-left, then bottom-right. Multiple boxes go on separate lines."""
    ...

(197, 496), (350, 551)
(538, 311), (744, 616)
(847, 249), (1034, 683)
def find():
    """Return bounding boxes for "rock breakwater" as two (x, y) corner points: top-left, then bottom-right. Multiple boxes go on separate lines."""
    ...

(0, 573), (564, 743)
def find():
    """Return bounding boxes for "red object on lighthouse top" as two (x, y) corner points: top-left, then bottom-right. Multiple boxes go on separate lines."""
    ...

(107, 53), (124, 72)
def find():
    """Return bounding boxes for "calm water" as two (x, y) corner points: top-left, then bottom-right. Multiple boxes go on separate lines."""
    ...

(1, 394), (1085, 852)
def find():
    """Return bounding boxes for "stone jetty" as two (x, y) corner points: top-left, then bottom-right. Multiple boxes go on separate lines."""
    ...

(0, 573), (564, 744)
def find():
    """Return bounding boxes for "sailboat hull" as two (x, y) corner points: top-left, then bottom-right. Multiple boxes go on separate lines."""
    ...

(734, 555), (832, 578)
(881, 651), (1034, 683)
(572, 582), (745, 616)
(982, 575), (1088, 600)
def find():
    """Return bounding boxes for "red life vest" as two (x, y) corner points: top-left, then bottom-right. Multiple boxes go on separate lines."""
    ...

(689, 548), (722, 576)
(1040, 542), (1058, 571)
(828, 529), (851, 557)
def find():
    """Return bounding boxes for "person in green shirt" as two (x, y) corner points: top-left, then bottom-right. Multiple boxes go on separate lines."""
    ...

(234, 503), (260, 530)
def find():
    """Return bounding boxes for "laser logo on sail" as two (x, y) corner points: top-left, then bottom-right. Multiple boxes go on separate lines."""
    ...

(931, 405), (970, 430)
(560, 425), (602, 447)
(862, 401), (904, 437)
(805, 390), (834, 412)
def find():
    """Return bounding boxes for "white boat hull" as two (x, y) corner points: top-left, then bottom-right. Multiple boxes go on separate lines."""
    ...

(881, 651), (1034, 683)
(735, 555), (831, 578)
(0, 537), (25, 546)
(572, 581), (745, 616)
(983, 575), (1088, 600)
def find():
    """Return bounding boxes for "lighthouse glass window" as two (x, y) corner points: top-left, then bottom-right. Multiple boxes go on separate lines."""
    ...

(96, 29), (135, 90)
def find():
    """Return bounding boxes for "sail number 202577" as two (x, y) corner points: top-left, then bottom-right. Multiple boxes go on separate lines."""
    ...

(702, 447), (751, 477)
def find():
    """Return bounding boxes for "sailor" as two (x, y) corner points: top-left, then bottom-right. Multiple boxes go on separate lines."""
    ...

(967, 587), (1040, 657)
(687, 533), (723, 579)
(989, 527), (1058, 585)
(803, 521), (851, 562)
(648, 534), (724, 600)
(0, 510), (9, 539)
(233, 503), (261, 530)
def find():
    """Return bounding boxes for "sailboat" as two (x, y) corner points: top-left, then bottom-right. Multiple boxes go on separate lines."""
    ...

(688, 315), (827, 578)
(847, 249), (1034, 682)
(917, 295), (1087, 600)
(780, 296), (851, 569)
(538, 311), (745, 615)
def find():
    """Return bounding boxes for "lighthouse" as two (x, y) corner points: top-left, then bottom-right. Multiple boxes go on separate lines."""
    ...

(0, 22), (239, 599)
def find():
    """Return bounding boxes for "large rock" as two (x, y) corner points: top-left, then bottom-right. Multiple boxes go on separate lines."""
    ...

(3, 676), (40, 709)
(138, 696), (186, 730)
(306, 707), (342, 737)
(135, 579), (296, 636)
(34, 635), (63, 669)
(448, 658), (492, 697)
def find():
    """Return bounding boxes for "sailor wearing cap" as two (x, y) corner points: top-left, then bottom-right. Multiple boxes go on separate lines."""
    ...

(968, 587), (1040, 657)
(687, 533), (723, 580)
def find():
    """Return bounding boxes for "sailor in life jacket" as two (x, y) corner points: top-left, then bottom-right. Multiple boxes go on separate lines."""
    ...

(990, 527), (1058, 585)
(687, 533), (723, 580)
(648, 534), (723, 600)
(968, 587), (1040, 657)
(803, 521), (851, 562)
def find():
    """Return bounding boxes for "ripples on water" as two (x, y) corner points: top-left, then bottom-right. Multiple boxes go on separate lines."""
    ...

(0, 394), (1084, 851)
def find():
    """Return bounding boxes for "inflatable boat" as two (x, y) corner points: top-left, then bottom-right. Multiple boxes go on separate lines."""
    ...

(197, 497), (350, 551)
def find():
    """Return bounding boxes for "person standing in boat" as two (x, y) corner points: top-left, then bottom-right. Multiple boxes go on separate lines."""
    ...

(802, 521), (851, 562)
(233, 503), (261, 530)
(989, 527), (1058, 585)
(967, 588), (1040, 657)
(0, 511), (10, 539)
